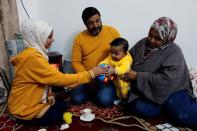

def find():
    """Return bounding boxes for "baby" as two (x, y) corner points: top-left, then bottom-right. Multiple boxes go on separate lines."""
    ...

(99, 37), (133, 100)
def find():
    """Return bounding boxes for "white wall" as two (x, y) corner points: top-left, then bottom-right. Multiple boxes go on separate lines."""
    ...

(17, 0), (197, 67)
(16, 0), (38, 25)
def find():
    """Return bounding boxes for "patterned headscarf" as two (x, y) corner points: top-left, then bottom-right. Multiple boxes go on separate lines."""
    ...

(21, 19), (53, 60)
(150, 17), (178, 43)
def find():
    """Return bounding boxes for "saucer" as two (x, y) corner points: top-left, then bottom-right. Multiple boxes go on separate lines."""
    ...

(80, 113), (95, 122)
(60, 123), (69, 130)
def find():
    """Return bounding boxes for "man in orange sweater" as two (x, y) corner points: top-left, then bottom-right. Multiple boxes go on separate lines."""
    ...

(71, 7), (121, 107)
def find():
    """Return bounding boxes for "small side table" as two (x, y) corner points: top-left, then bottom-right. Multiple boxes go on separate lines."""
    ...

(47, 51), (63, 72)
(47, 51), (65, 94)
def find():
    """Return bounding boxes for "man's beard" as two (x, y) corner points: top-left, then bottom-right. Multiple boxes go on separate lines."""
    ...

(89, 26), (102, 36)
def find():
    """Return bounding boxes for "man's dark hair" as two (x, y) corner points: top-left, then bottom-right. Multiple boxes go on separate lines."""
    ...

(110, 37), (129, 52)
(82, 7), (100, 24)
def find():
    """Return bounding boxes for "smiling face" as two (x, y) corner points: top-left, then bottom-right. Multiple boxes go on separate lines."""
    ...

(110, 45), (126, 61)
(44, 31), (54, 49)
(85, 14), (102, 36)
(147, 29), (164, 49)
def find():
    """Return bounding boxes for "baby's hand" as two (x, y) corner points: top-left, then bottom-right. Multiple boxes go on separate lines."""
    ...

(106, 66), (116, 76)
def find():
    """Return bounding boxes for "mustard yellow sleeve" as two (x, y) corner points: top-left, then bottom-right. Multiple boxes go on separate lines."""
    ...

(115, 56), (133, 75)
(27, 53), (91, 88)
(71, 38), (86, 73)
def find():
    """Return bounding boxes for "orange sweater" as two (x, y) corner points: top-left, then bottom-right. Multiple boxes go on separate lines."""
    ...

(8, 48), (91, 120)
(72, 25), (120, 72)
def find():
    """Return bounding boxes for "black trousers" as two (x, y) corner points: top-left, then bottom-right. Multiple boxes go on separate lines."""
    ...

(16, 101), (68, 126)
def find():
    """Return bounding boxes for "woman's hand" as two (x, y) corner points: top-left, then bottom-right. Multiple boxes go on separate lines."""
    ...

(122, 69), (137, 81)
(47, 92), (55, 105)
(91, 66), (108, 77)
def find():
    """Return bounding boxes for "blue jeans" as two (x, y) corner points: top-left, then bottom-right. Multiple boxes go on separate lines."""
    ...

(124, 98), (161, 117)
(16, 101), (68, 126)
(125, 89), (197, 126)
(71, 81), (116, 107)
(163, 90), (197, 126)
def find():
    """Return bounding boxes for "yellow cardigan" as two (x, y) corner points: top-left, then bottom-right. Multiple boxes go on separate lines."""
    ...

(72, 25), (120, 72)
(8, 48), (91, 120)
(99, 53), (133, 98)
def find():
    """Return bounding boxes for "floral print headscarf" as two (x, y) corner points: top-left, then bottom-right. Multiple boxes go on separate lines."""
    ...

(150, 17), (178, 43)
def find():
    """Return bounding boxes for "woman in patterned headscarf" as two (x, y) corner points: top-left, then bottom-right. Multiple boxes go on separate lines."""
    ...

(122, 17), (197, 126)
(8, 19), (106, 126)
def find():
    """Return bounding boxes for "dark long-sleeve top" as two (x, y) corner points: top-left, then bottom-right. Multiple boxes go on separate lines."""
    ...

(127, 38), (192, 105)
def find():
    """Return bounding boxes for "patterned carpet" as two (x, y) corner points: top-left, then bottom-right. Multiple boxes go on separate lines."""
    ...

(0, 102), (193, 131)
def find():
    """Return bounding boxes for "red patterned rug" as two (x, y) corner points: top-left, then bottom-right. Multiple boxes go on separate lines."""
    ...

(68, 101), (123, 120)
(67, 101), (193, 131)
(0, 102), (193, 131)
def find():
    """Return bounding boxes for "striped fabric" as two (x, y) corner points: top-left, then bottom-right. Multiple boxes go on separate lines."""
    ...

(0, 68), (11, 116)
(5, 39), (25, 81)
